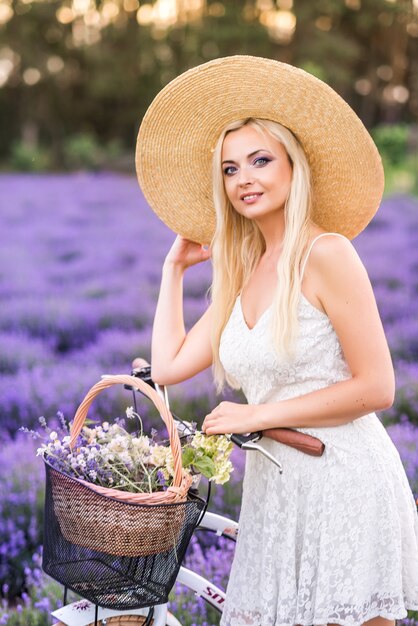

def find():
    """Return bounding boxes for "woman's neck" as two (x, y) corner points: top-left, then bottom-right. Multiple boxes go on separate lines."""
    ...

(256, 211), (286, 257)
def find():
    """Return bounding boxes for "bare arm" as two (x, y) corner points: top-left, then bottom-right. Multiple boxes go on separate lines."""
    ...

(151, 236), (213, 385)
(203, 235), (395, 434)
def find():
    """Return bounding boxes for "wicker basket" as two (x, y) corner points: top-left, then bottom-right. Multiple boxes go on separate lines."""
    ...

(49, 467), (188, 557)
(43, 375), (205, 609)
(49, 374), (193, 558)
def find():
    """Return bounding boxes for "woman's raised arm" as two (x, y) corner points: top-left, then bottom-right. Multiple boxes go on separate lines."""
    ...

(151, 235), (213, 385)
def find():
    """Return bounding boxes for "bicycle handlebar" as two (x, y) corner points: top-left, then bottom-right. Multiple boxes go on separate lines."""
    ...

(230, 432), (283, 472)
(132, 365), (154, 387)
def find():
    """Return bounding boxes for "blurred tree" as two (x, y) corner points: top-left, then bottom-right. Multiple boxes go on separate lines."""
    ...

(0, 0), (417, 166)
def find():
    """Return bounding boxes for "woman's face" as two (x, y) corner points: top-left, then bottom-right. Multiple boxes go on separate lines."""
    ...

(221, 124), (293, 221)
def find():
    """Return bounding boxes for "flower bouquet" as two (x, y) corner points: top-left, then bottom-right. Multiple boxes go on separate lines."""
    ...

(35, 406), (233, 496)
(31, 374), (233, 610)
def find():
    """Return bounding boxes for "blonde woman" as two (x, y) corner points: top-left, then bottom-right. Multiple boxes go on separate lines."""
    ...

(136, 57), (418, 626)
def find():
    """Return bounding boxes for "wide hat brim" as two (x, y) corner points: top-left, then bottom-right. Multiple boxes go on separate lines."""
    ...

(136, 55), (384, 244)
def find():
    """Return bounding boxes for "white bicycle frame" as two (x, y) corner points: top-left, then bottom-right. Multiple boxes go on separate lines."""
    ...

(52, 601), (177, 626)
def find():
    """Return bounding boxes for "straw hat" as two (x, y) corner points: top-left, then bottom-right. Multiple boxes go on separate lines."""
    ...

(136, 55), (384, 244)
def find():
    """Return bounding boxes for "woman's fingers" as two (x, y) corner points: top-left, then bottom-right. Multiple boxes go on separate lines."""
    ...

(203, 402), (242, 435)
(131, 356), (150, 369)
(203, 402), (261, 435)
(165, 235), (211, 268)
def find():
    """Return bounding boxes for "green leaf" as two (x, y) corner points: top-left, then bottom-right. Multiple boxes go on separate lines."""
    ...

(182, 447), (196, 468)
(193, 455), (216, 478)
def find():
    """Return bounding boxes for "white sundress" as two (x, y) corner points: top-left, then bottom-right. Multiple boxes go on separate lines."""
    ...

(219, 234), (418, 626)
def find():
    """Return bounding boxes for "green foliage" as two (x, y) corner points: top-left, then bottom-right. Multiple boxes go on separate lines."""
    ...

(192, 454), (215, 477)
(298, 61), (327, 82)
(62, 133), (124, 170)
(368, 124), (418, 197)
(9, 142), (51, 172)
(182, 446), (218, 479)
(372, 124), (409, 167)
(7, 133), (125, 172)
(63, 132), (105, 170)
(380, 154), (418, 197)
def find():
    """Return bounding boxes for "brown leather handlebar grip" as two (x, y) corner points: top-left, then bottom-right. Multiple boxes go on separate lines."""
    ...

(263, 427), (325, 457)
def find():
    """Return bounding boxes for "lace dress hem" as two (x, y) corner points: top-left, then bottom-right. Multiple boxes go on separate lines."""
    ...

(222, 597), (418, 626)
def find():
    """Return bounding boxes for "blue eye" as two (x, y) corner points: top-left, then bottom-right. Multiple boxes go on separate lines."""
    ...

(223, 157), (271, 176)
(253, 157), (271, 167)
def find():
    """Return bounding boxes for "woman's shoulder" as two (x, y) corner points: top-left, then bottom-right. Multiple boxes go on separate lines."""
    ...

(305, 226), (366, 290)
(306, 226), (357, 261)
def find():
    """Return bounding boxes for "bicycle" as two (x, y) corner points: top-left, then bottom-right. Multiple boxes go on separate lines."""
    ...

(51, 363), (310, 626)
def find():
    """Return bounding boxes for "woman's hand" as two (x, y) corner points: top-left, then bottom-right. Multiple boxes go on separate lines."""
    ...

(165, 235), (211, 271)
(202, 401), (262, 435)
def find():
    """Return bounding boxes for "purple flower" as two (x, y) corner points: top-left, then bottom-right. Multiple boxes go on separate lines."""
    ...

(156, 469), (167, 489)
(34, 596), (50, 612)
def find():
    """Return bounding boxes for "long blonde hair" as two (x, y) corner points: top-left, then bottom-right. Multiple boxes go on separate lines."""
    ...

(210, 118), (312, 392)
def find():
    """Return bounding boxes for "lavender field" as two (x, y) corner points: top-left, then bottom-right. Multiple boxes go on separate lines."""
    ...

(0, 173), (417, 625)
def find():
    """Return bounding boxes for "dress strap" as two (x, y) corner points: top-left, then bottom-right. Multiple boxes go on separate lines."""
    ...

(300, 232), (347, 280)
